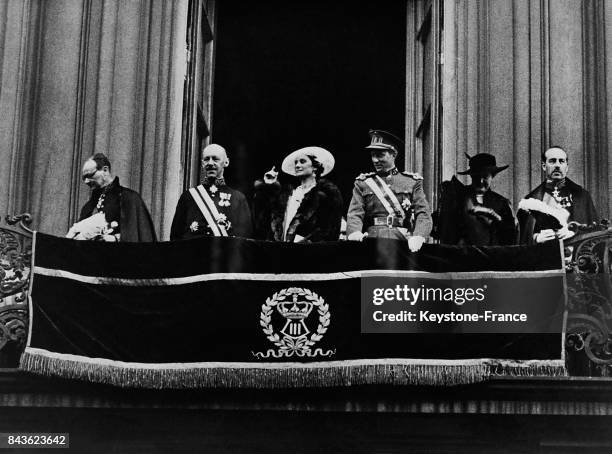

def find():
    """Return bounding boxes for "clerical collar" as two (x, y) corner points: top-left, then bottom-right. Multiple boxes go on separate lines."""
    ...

(203, 177), (225, 187)
(92, 177), (119, 212)
(544, 178), (566, 192)
(377, 167), (399, 177)
(92, 176), (119, 198)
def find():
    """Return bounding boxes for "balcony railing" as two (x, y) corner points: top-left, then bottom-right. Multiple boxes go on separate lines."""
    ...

(565, 222), (612, 377)
(0, 214), (31, 367)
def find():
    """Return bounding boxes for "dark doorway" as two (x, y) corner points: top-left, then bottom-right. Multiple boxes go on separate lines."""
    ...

(212, 0), (407, 205)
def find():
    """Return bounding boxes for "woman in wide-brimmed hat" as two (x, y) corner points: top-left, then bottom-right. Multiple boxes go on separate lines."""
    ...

(253, 146), (343, 242)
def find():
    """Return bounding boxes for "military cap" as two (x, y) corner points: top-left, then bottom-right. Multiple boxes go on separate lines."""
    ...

(365, 130), (404, 154)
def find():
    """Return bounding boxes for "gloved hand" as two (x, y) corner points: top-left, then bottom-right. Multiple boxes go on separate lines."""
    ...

(347, 231), (368, 242)
(264, 166), (278, 184)
(470, 206), (502, 222)
(555, 226), (575, 240)
(534, 229), (556, 243)
(408, 235), (425, 252)
(66, 224), (78, 239)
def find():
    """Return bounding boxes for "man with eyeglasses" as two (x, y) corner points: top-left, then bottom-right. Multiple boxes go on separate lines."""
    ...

(66, 153), (156, 242)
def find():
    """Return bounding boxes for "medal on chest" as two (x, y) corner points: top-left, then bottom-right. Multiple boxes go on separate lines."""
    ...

(401, 197), (412, 211)
(551, 187), (572, 209)
(219, 192), (231, 207)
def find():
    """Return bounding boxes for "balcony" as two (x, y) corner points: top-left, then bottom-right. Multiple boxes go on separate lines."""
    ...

(1, 214), (611, 452)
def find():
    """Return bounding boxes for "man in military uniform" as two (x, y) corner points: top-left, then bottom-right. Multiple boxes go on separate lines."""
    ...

(518, 146), (598, 244)
(346, 130), (433, 252)
(170, 144), (253, 240)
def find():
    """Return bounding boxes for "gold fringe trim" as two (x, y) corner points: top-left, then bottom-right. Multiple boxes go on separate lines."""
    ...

(488, 359), (567, 378)
(19, 351), (566, 389)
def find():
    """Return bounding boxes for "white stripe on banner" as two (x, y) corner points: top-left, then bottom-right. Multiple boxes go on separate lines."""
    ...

(26, 231), (38, 347)
(33, 266), (564, 286)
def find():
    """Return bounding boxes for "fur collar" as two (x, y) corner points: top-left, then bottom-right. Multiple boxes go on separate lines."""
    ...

(270, 178), (340, 241)
(518, 198), (570, 226)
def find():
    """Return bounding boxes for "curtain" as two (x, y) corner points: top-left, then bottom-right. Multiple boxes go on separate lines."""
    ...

(0, 0), (188, 239)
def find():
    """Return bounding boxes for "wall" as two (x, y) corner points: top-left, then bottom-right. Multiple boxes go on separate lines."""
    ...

(0, 0), (187, 239)
(2, 0), (609, 233)
(442, 0), (610, 220)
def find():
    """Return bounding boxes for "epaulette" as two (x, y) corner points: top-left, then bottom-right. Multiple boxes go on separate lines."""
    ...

(355, 172), (376, 181)
(401, 171), (423, 180)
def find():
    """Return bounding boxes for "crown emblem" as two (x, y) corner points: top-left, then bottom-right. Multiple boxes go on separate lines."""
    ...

(277, 293), (313, 337)
(252, 287), (335, 359)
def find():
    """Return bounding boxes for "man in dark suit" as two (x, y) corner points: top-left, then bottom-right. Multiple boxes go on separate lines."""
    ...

(517, 146), (599, 244)
(437, 153), (516, 246)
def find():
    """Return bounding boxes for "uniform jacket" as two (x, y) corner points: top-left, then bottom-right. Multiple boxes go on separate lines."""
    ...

(517, 177), (599, 244)
(253, 178), (343, 242)
(346, 169), (433, 238)
(437, 177), (517, 246)
(170, 183), (253, 240)
(79, 177), (157, 242)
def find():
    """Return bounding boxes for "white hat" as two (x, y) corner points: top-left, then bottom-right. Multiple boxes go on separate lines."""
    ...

(281, 146), (335, 177)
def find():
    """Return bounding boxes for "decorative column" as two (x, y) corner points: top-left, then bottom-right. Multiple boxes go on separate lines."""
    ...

(0, 0), (43, 223)
(581, 0), (610, 220)
(0, 0), (188, 239)
(442, 0), (609, 219)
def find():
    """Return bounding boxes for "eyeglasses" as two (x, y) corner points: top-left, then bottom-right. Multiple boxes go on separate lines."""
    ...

(82, 169), (100, 181)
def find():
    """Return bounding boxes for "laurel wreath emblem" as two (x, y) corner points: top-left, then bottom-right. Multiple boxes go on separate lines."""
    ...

(252, 287), (335, 359)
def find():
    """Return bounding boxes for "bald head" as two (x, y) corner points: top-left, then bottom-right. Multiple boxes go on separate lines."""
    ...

(202, 143), (229, 179)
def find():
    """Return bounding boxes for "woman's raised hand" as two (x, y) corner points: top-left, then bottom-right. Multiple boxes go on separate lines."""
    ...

(264, 166), (278, 184)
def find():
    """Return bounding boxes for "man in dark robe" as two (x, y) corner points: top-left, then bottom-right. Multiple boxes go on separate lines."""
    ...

(517, 146), (599, 244)
(68, 153), (156, 242)
(437, 153), (516, 246)
(170, 144), (252, 240)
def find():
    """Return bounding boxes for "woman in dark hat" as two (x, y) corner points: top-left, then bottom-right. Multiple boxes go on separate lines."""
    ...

(437, 153), (517, 246)
(253, 147), (343, 242)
